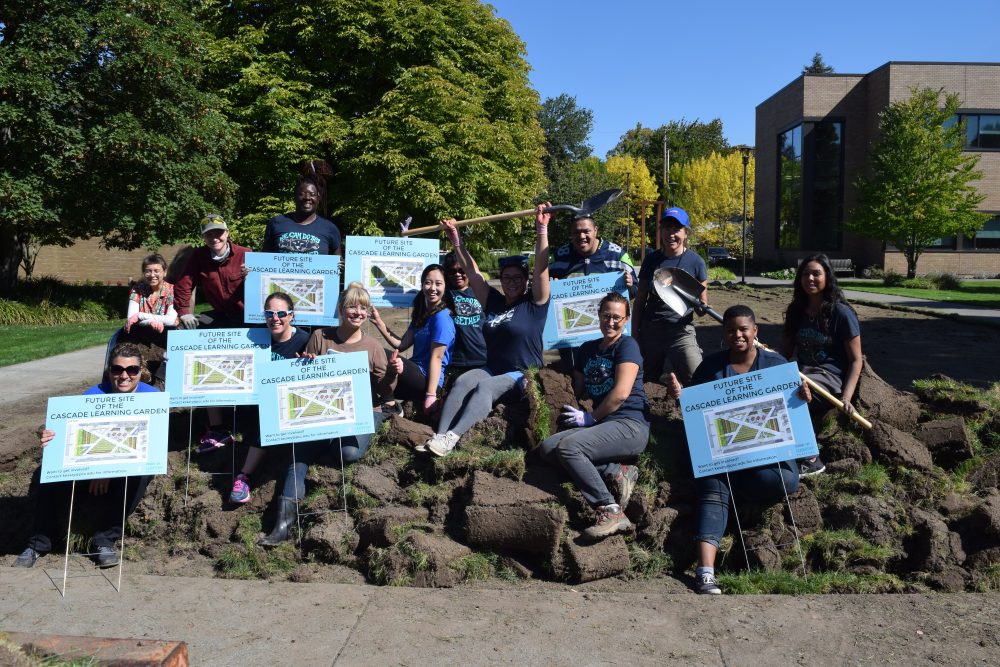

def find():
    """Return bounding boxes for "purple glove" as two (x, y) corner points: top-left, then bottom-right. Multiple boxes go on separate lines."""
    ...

(560, 405), (595, 427)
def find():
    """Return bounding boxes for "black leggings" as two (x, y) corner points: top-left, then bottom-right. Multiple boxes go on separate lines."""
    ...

(390, 353), (431, 401)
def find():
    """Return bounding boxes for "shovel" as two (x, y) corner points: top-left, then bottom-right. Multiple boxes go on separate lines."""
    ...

(401, 189), (624, 237)
(652, 267), (873, 430)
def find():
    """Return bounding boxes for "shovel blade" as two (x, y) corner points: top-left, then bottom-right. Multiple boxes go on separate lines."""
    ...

(651, 268), (696, 318)
(576, 188), (624, 217)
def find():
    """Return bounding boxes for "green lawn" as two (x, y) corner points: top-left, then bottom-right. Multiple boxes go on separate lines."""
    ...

(839, 280), (1000, 309)
(0, 321), (122, 367)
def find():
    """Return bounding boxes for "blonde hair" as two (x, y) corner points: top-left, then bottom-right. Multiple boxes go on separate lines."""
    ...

(338, 281), (372, 315)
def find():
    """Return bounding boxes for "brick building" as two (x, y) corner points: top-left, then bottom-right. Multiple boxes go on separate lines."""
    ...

(755, 61), (1000, 276)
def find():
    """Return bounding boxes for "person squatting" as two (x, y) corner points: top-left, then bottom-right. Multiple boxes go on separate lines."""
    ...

(14, 198), (864, 596)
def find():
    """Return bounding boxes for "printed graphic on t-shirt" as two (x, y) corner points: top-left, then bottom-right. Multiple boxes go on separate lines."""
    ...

(453, 293), (482, 326)
(277, 231), (323, 254)
(797, 326), (832, 365)
(583, 353), (614, 399)
(487, 309), (514, 329)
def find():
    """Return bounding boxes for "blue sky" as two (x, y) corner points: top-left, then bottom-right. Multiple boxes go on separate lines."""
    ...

(487, 0), (1000, 156)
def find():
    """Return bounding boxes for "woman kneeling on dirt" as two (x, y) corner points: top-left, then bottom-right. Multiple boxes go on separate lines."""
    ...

(14, 343), (158, 569)
(258, 283), (397, 546)
(421, 208), (551, 457)
(780, 253), (862, 477)
(668, 305), (802, 595)
(539, 292), (649, 541)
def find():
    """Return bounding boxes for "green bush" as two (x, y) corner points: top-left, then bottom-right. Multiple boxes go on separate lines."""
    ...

(707, 266), (737, 281)
(761, 268), (795, 280)
(882, 269), (905, 286)
(901, 277), (933, 289)
(928, 272), (962, 290)
(0, 278), (128, 325)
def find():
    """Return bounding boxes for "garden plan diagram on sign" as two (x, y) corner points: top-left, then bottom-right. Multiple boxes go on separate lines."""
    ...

(183, 351), (254, 394)
(278, 378), (356, 430)
(261, 273), (324, 314)
(362, 257), (423, 297)
(64, 418), (149, 467)
(703, 396), (795, 459)
(554, 296), (601, 339)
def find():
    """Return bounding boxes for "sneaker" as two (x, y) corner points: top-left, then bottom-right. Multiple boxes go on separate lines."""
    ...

(608, 464), (639, 510)
(229, 473), (252, 504)
(197, 427), (234, 454)
(382, 401), (404, 418)
(13, 547), (40, 568)
(583, 504), (632, 540)
(416, 433), (438, 453)
(428, 431), (460, 457)
(696, 571), (722, 595)
(94, 545), (119, 569)
(798, 456), (826, 477)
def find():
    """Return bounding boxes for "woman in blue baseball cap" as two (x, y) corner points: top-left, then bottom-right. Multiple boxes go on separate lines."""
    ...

(632, 207), (707, 386)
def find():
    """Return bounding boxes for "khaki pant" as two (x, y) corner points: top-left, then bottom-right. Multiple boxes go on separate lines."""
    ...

(638, 320), (703, 385)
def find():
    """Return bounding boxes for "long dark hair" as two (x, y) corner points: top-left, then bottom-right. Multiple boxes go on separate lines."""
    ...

(411, 264), (454, 328)
(296, 159), (334, 217)
(783, 253), (853, 337)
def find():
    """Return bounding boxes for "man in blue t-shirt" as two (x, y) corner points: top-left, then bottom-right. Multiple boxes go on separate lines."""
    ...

(633, 207), (708, 385)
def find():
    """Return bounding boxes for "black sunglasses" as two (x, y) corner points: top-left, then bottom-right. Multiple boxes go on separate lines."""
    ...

(264, 310), (291, 319)
(447, 267), (466, 275)
(109, 364), (141, 377)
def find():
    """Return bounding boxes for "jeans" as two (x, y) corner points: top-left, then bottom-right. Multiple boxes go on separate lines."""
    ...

(436, 368), (521, 436)
(28, 475), (152, 553)
(638, 320), (703, 385)
(279, 411), (386, 500)
(538, 418), (649, 507)
(695, 462), (799, 548)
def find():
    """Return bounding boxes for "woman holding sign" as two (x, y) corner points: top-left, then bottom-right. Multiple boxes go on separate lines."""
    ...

(14, 343), (158, 569)
(421, 206), (551, 457)
(257, 282), (397, 546)
(539, 292), (649, 541)
(668, 305), (802, 595)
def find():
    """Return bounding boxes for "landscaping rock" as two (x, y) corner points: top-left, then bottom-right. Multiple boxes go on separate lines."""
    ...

(303, 514), (359, 564)
(563, 532), (630, 583)
(865, 422), (934, 471)
(856, 359), (921, 431)
(356, 505), (430, 548)
(352, 464), (403, 504)
(916, 417), (974, 468)
(905, 508), (966, 573)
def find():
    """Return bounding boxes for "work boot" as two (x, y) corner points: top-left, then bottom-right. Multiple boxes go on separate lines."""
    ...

(258, 497), (298, 546)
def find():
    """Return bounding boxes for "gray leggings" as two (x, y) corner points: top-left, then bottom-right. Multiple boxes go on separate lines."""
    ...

(436, 368), (521, 436)
(539, 417), (649, 507)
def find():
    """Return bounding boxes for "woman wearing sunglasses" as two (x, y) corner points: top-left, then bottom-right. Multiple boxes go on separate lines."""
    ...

(14, 343), (158, 569)
(441, 251), (487, 384)
(226, 292), (311, 504)
(258, 282), (397, 545)
(422, 205), (551, 457)
(539, 292), (649, 541)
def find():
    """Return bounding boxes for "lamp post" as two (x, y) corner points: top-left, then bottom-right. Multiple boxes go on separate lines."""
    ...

(737, 145), (753, 284)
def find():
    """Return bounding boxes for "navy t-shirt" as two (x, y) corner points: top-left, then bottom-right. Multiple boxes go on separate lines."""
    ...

(483, 288), (549, 374)
(263, 214), (342, 255)
(637, 248), (707, 324)
(449, 287), (487, 367)
(791, 302), (861, 379)
(575, 335), (648, 423)
(85, 381), (159, 395)
(409, 309), (456, 387)
(692, 348), (789, 385)
(271, 327), (311, 360)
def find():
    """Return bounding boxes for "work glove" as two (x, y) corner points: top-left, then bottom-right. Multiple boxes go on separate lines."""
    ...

(179, 314), (199, 329)
(560, 405), (595, 428)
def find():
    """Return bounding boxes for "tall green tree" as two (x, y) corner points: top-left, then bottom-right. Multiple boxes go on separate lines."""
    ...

(537, 94), (593, 179)
(849, 87), (987, 278)
(541, 157), (622, 249)
(803, 53), (834, 74)
(609, 118), (729, 196)
(0, 0), (237, 292)
(205, 0), (545, 253)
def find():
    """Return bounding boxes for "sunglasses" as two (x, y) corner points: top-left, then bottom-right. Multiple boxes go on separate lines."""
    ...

(109, 364), (141, 377)
(264, 310), (291, 319)
(447, 267), (466, 275)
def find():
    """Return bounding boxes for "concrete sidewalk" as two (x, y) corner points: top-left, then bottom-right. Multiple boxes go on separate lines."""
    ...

(1, 569), (998, 666)
(0, 345), (105, 408)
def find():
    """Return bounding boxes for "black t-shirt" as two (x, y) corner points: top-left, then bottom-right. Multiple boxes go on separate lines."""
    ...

(692, 347), (788, 385)
(263, 214), (342, 255)
(637, 248), (707, 324)
(483, 288), (549, 374)
(449, 287), (487, 367)
(791, 302), (861, 379)
(575, 335), (648, 423)
(271, 327), (311, 360)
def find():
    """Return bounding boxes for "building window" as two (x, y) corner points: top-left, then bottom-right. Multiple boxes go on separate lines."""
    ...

(973, 215), (1000, 249)
(776, 121), (843, 250)
(947, 113), (1000, 149)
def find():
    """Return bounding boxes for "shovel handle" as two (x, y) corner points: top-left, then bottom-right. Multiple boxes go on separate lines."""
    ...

(402, 210), (537, 237)
(797, 373), (873, 429)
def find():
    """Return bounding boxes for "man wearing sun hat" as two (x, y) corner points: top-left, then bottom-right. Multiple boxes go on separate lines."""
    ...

(631, 206), (708, 386)
(173, 214), (250, 330)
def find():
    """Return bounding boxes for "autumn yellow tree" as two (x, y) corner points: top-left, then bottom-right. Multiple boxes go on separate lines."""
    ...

(606, 154), (660, 252)
(670, 151), (754, 255)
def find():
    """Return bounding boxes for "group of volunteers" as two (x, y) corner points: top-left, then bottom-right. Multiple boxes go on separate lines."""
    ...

(14, 167), (865, 596)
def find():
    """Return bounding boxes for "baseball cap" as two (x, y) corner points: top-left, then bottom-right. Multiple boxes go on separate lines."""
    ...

(659, 207), (690, 228)
(200, 214), (228, 234)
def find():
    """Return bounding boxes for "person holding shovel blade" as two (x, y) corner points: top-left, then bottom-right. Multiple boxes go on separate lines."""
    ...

(632, 207), (707, 385)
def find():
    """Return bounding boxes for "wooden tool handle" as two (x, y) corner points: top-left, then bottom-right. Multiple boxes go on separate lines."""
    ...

(401, 209), (537, 237)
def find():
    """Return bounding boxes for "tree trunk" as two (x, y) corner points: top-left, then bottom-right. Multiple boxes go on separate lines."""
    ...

(905, 250), (918, 279)
(0, 224), (24, 296)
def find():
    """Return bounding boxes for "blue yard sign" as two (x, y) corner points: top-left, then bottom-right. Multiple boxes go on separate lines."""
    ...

(165, 328), (272, 408)
(543, 273), (630, 350)
(243, 252), (341, 326)
(343, 236), (440, 308)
